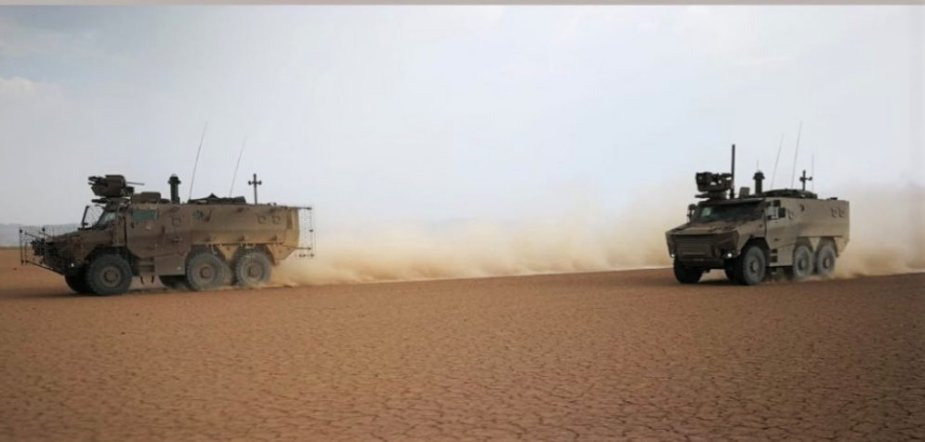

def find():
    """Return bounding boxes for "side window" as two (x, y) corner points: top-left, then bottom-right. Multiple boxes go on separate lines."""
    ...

(766, 200), (780, 220)
(132, 208), (158, 222)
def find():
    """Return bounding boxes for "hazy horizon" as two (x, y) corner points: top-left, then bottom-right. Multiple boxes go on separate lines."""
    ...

(1, 6), (922, 233)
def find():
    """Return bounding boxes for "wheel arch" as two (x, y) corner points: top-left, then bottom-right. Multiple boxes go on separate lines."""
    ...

(86, 246), (136, 275)
(743, 237), (770, 258)
(795, 237), (814, 251)
(817, 237), (839, 256)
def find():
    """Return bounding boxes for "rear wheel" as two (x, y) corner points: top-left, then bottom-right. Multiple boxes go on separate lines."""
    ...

(85, 254), (133, 296)
(789, 244), (814, 281)
(186, 252), (229, 291)
(673, 259), (703, 284)
(733, 245), (767, 286)
(235, 250), (272, 287)
(815, 242), (837, 277)
(64, 268), (92, 294)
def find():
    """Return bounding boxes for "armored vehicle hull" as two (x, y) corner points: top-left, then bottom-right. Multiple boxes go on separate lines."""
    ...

(667, 196), (849, 285)
(21, 174), (313, 295)
(665, 147), (849, 285)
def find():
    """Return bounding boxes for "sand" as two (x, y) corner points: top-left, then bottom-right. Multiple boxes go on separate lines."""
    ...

(1, 249), (923, 441)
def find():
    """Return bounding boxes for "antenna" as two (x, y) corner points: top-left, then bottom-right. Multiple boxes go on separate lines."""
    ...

(248, 173), (263, 204)
(229, 136), (247, 197)
(730, 144), (736, 199)
(799, 169), (813, 192)
(811, 154), (815, 192)
(790, 121), (802, 188)
(188, 122), (209, 201)
(770, 133), (784, 189)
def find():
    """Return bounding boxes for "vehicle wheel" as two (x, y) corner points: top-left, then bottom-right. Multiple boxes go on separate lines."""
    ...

(723, 260), (740, 283)
(235, 250), (272, 287)
(186, 252), (228, 291)
(159, 275), (188, 290)
(789, 244), (814, 281)
(733, 245), (767, 286)
(85, 254), (133, 296)
(815, 242), (837, 277)
(673, 259), (703, 284)
(64, 268), (92, 294)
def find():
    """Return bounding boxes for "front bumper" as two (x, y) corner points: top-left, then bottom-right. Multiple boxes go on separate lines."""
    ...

(19, 230), (76, 275)
(667, 233), (739, 266)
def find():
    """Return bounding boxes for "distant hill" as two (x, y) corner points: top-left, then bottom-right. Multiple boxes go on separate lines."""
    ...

(0, 223), (79, 247)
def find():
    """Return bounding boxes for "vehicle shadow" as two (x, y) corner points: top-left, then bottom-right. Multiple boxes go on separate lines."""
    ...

(0, 286), (175, 300)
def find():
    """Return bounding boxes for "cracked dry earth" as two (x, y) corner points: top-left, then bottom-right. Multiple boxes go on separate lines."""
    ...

(1, 250), (923, 441)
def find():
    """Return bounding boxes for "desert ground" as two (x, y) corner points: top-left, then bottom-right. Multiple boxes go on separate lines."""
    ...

(0, 249), (923, 441)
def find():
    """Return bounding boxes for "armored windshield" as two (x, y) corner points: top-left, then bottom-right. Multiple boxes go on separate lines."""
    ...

(82, 206), (116, 229)
(94, 211), (117, 228)
(694, 202), (762, 223)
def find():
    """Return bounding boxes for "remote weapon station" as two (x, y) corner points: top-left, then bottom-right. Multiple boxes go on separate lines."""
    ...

(20, 174), (314, 295)
(665, 145), (849, 285)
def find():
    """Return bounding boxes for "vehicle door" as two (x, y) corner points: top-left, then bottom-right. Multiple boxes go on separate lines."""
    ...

(764, 199), (798, 265)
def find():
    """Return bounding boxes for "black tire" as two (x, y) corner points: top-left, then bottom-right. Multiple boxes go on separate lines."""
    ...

(186, 252), (229, 291)
(235, 251), (272, 287)
(159, 275), (188, 290)
(64, 268), (92, 294)
(673, 259), (703, 284)
(723, 261), (740, 283)
(789, 244), (814, 281)
(85, 254), (133, 296)
(815, 242), (837, 277)
(733, 244), (767, 286)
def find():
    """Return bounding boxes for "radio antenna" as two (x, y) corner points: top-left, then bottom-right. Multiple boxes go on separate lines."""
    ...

(790, 121), (802, 188)
(188, 121), (209, 201)
(811, 154), (815, 192)
(229, 136), (247, 197)
(770, 133), (784, 189)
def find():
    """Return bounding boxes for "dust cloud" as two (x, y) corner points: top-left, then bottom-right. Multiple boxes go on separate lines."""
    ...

(833, 185), (925, 278)
(275, 184), (924, 286)
(275, 196), (683, 286)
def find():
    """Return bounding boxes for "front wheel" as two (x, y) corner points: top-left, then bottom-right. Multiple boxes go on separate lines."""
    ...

(64, 268), (92, 294)
(673, 259), (704, 284)
(723, 260), (740, 283)
(733, 245), (767, 286)
(85, 254), (133, 295)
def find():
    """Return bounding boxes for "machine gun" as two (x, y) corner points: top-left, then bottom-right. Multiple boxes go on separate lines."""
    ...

(695, 172), (733, 200)
(88, 175), (140, 200)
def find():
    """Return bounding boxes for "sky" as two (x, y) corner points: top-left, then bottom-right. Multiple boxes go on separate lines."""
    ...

(0, 5), (923, 230)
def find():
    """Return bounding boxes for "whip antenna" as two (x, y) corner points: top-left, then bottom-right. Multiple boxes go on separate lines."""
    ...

(790, 121), (802, 188)
(188, 122), (209, 201)
(229, 136), (247, 197)
(770, 133), (784, 189)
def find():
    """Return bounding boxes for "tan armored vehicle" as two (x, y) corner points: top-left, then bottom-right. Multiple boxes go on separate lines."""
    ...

(20, 174), (313, 295)
(665, 146), (849, 285)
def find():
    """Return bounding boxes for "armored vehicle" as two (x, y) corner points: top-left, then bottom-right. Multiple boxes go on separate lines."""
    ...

(665, 146), (849, 285)
(20, 174), (313, 295)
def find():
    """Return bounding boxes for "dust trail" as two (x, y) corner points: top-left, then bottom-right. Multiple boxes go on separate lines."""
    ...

(275, 195), (683, 286)
(275, 184), (924, 286)
(833, 184), (925, 278)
